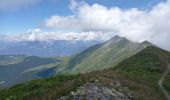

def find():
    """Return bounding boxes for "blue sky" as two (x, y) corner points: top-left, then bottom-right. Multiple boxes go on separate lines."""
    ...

(0, 0), (164, 34)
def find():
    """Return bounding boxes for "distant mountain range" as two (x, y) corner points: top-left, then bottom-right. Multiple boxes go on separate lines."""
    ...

(0, 40), (100, 57)
(0, 31), (114, 57)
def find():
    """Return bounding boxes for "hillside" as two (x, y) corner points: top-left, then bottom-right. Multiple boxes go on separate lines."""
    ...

(115, 46), (170, 100)
(0, 55), (63, 88)
(65, 36), (151, 73)
(0, 46), (170, 100)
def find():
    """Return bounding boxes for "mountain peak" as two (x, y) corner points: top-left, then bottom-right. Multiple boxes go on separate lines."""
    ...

(108, 35), (127, 42)
(101, 35), (130, 49)
(110, 35), (122, 40)
(141, 40), (153, 46)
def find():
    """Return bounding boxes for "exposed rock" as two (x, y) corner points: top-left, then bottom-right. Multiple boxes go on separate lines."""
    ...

(58, 79), (136, 100)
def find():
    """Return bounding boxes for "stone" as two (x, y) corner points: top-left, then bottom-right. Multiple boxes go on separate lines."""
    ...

(58, 78), (134, 100)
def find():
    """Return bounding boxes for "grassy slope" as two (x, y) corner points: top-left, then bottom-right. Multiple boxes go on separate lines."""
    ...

(116, 46), (170, 100)
(67, 38), (150, 73)
(0, 74), (81, 100)
(164, 73), (170, 94)
(163, 52), (170, 94)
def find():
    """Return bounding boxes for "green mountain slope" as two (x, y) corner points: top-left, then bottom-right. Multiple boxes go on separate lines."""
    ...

(116, 46), (170, 100)
(0, 56), (63, 88)
(0, 55), (25, 65)
(1, 46), (169, 100)
(66, 36), (151, 73)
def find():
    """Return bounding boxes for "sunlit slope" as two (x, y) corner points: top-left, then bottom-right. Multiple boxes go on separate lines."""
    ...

(115, 46), (170, 100)
(67, 36), (151, 73)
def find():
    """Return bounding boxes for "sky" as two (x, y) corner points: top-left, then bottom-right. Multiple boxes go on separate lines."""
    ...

(0, 0), (164, 34)
(0, 0), (170, 50)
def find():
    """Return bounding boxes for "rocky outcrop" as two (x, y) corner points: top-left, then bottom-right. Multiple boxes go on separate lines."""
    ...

(58, 79), (136, 100)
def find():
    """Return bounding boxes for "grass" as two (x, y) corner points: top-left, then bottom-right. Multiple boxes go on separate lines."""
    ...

(116, 46), (167, 100)
(163, 73), (170, 94)
(69, 37), (149, 74)
(163, 52), (170, 94)
(0, 74), (81, 100)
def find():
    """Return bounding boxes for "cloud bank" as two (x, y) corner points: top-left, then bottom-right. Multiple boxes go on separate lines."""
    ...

(45, 0), (170, 50)
(1, 28), (113, 41)
(0, 0), (40, 11)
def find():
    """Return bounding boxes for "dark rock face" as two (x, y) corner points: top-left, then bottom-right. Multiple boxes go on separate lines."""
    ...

(58, 79), (136, 100)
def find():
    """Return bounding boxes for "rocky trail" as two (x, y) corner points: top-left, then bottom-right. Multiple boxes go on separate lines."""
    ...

(158, 58), (170, 100)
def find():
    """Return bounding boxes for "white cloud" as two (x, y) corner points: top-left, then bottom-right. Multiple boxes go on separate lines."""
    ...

(45, 0), (170, 50)
(0, 0), (40, 11)
(1, 28), (114, 41)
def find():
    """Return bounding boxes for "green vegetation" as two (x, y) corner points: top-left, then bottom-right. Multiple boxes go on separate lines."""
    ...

(0, 56), (63, 88)
(116, 47), (168, 100)
(67, 43), (102, 70)
(0, 55), (25, 65)
(67, 37), (150, 73)
(0, 74), (81, 100)
(164, 73), (170, 94)
(163, 52), (170, 94)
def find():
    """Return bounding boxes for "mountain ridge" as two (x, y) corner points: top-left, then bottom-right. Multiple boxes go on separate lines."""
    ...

(64, 36), (153, 73)
(0, 46), (170, 100)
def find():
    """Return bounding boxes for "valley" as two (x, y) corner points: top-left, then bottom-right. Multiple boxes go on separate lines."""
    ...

(0, 56), (62, 88)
